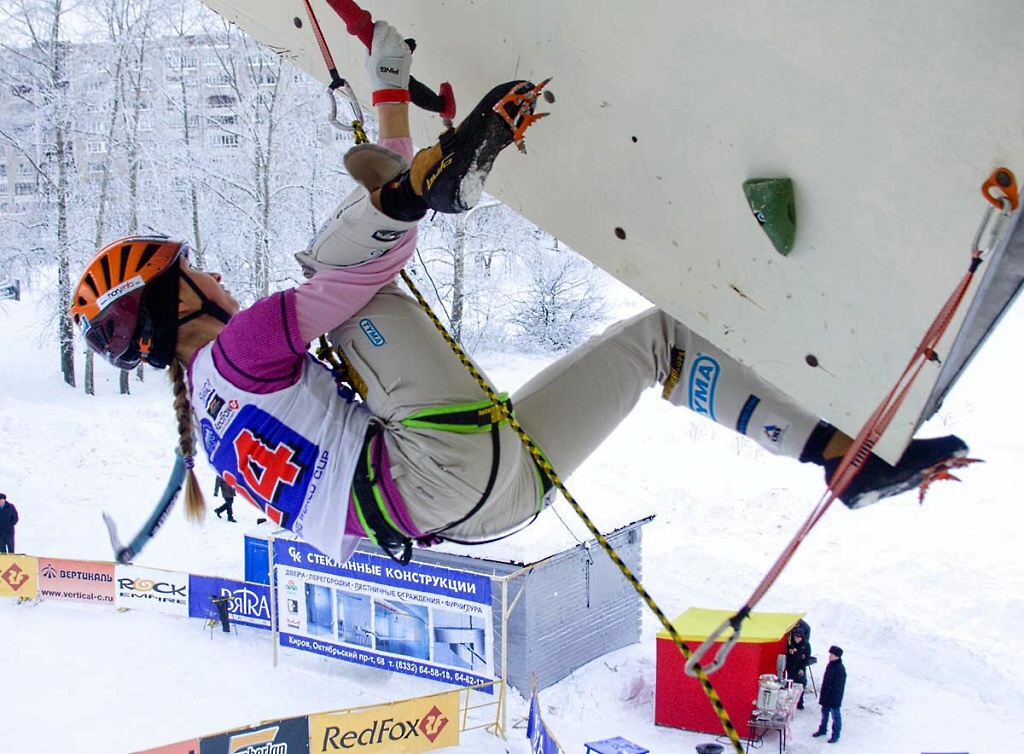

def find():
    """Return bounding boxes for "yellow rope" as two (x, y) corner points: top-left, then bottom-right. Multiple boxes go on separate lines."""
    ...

(395, 269), (745, 753)
(313, 45), (743, 751)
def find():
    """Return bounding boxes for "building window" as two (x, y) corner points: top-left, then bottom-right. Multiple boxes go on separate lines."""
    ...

(15, 182), (36, 196)
(206, 94), (235, 108)
(211, 133), (239, 148)
(87, 141), (108, 154)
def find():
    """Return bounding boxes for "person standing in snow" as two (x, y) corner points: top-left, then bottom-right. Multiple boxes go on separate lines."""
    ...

(0, 493), (19, 553)
(213, 475), (237, 522)
(70, 20), (968, 569)
(786, 621), (812, 709)
(813, 645), (847, 743)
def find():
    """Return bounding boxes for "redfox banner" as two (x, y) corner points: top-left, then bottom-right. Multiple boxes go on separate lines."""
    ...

(0, 554), (37, 598)
(308, 693), (459, 754)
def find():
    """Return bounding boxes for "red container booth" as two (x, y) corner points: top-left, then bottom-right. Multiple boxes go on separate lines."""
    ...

(654, 607), (803, 738)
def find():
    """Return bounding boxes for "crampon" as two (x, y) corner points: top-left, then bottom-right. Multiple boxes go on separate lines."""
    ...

(493, 78), (551, 152)
(917, 456), (983, 503)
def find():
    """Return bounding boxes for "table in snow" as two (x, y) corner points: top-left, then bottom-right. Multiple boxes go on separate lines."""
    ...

(746, 684), (801, 753)
(583, 737), (649, 754)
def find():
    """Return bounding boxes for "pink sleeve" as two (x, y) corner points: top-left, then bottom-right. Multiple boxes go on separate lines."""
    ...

(294, 135), (416, 344)
(208, 289), (307, 393)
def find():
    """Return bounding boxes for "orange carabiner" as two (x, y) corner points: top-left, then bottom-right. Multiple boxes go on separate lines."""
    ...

(981, 167), (1019, 211)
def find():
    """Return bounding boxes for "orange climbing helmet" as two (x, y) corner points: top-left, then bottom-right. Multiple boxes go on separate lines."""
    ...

(71, 235), (188, 370)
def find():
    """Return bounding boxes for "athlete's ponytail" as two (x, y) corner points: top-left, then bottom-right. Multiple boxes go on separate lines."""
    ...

(169, 359), (206, 521)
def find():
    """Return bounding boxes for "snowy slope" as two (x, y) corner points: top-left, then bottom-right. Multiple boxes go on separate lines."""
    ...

(1, 286), (1023, 754)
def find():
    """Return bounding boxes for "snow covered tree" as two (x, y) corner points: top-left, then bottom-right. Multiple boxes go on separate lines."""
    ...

(509, 239), (607, 353)
(0, 0), (83, 387)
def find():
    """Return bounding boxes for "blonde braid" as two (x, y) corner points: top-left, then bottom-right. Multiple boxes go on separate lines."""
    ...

(169, 359), (207, 522)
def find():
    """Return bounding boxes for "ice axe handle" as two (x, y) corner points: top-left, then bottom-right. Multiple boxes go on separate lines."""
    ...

(324, 0), (456, 119)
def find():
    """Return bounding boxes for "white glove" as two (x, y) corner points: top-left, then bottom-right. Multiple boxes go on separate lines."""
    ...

(366, 21), (411, 106)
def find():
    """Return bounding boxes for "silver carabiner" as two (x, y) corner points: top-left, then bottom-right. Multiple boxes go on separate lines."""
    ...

(684, 617), (742, 677)
(325, 81), (366, 139)
(971, 196), (1014, 259)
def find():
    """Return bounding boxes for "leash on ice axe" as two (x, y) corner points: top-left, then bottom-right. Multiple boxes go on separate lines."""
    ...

(302, 0), (456, 133)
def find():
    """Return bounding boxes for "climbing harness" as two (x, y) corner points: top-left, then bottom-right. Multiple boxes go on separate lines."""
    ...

(685, 167), (1017, 680)
(346, 393), (555, 565)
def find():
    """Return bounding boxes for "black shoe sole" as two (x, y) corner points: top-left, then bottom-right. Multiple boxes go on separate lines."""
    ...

(415, 81), (538, 213)
(831, 435), (968, 508)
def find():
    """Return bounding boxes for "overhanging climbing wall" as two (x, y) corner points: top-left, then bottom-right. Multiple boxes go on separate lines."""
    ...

(198, 0), (1024, 460)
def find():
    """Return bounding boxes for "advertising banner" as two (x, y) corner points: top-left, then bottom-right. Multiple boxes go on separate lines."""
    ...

(527, 689), (558, 754)
(309, 693), (459, 754)
(275, 541), (494, 689)
(189, 575), (271, 630)
(200, 716), (309, 754)
(37, 557), (115, 605)
(115, 564), (190, 616)
(0, 554), (37, 599)
(132, 738), (200, 754)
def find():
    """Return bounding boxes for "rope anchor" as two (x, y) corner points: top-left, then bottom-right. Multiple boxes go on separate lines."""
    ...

(974, 167), (1019, 258)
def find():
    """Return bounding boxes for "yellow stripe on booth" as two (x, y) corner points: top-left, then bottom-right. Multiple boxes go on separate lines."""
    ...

(657, 607), (804, 643)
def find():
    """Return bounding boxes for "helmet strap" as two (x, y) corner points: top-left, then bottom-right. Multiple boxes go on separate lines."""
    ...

(178, 270), (233, 327)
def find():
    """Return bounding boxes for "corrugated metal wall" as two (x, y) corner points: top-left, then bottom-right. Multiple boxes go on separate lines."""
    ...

(415, 519), (648, 694)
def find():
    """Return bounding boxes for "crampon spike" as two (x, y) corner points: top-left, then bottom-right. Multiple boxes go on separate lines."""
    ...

(493, 78), (551, 152)
(918, 456), (983, 503)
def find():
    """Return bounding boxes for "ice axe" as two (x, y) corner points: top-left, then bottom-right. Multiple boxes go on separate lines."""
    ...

(323, 0), (456, 120)
(102, 450), (186, 564)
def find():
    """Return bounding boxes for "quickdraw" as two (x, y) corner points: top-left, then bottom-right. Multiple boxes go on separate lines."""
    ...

(302, 0), (455, 144)
(686, 167), (1017, 681)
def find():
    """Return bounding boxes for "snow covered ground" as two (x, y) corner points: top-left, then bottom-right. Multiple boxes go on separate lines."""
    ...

(2, 285), (1023, 754)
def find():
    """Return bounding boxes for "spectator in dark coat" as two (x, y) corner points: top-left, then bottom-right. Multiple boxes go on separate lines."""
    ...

(0, 493), (19, 553)
(786, 628), (812, 709)
(213, 476), (237, 522)
(813, 645), (847, 743)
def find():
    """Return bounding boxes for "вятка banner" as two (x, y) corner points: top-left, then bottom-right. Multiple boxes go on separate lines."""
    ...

(0, 554), (36, 599)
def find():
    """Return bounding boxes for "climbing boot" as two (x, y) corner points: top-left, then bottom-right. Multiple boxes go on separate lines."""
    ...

(406, 79), (550, 213)
(826, 435), (971, 509)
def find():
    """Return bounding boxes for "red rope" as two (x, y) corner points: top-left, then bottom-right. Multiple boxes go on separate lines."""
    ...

(742, 249), (983, 611)
(302, 0), (345, 88)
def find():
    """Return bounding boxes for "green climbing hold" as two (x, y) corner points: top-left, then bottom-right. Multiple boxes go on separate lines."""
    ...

(743, 178), (797, 256)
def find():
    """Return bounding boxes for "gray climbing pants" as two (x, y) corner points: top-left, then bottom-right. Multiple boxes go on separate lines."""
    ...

(330, 283), (820, 541)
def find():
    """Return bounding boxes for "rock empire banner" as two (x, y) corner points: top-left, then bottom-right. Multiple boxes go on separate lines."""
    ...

(275, 540), (494, 688)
